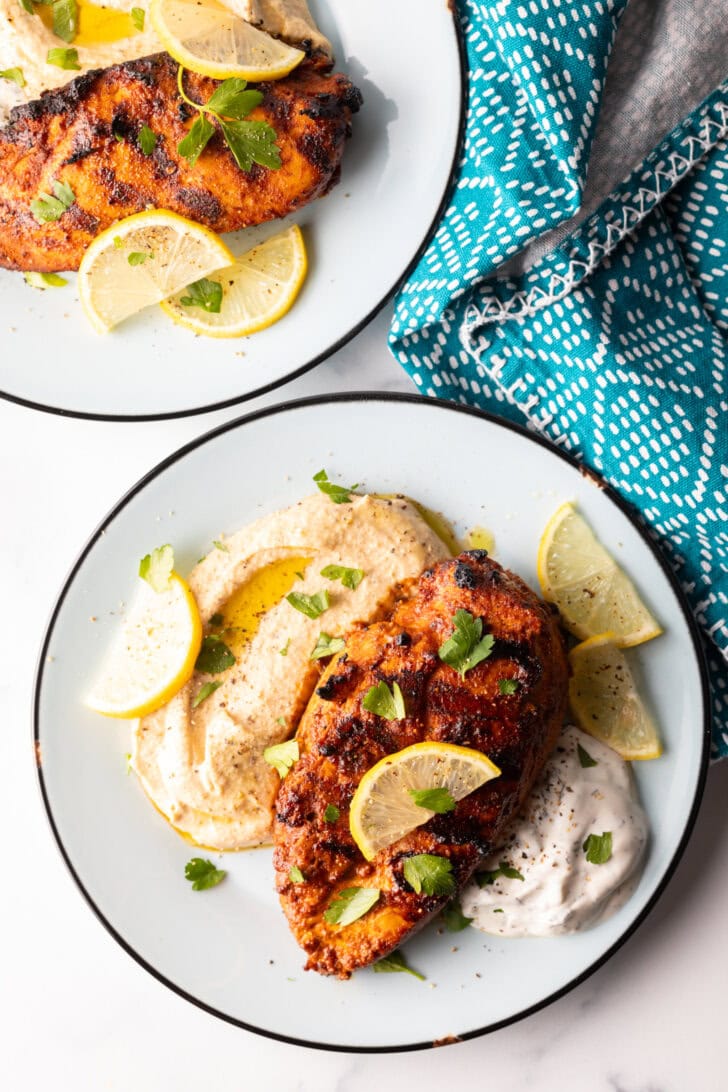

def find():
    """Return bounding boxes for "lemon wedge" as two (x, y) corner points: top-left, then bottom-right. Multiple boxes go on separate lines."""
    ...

(349, 741), (501, 861)
(149, 0), (305, 81)
(78, 210), (234, 334)
(537, 502), (662, 647)
(85, 572), (202, 718)
(568, 634), (662, 760)
(159, 224), (307, 337)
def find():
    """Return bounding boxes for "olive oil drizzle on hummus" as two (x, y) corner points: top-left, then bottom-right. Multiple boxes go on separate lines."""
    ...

(219, 554), (311, 657)
(36, 1), (140, 47)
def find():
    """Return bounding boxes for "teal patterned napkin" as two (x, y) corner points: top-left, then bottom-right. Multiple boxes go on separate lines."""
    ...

(389, 0), (728, 757)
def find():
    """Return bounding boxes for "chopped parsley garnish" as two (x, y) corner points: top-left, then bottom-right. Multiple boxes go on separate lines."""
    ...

(24, 272), (67, 289)
(195, 635), (235, 674)
(403, 854), (456, 897)
(310, 632), (345, 660)
(131, 5), (145, 30)
(583, 831), (612, 864)
(52, 0), (78, 44)
(0, 67), (26, 87)
(127, 251), (152, 266)
(125, 752), (133, 775)
(373, 950), (425, 980)
(441, 902), (473, 932)
(323, 887), (380, 926)
(286, 589), (329, 619)
(408, 787), (456, 813)
(46, 46), (81, 70)
(138, 543), (174, 592)
(320, 563), (364, 590)
(176, 66), (280, 172)
(209, 612), (224, 627)
(577, 742), (598, 768)
(289, 866), (305, 884)
(184, 857), (226, 891)
(438, 609), (494, 678)
(30, 179), (76, 224)
(498, 678), (519, 695)
(279, 639), (290, 656)
(477, 860), (525, 886)
(192, 680), (223, 708)
(19, 0), (34, 13)
(263, 739), (299, 778)
(212, 539), (228, 551)
(362, 680), (406, 721)
(313, 468), (358, 504)
(275, 716), (286, 727)
(324, 804), (340, 823)
(180, 277), (223, 314)
(138, 124), (157, 155)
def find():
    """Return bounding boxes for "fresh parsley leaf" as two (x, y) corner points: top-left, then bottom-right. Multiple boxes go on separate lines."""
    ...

(52, 0), (78, 43)
(438, 609), (494, 679)
(372, 950), (425, 980)
(195, 635), (235, 674)
(263, 739), (299, 778)
(279, 639), (290, 656)
(403, 854), (456, 897)
(498, 678), (519, 695)
(441, 902), (473, 932)
(324, 804), (340, 823)
(476, 861), (525, 886)
(127, 251), (151, 266)
(408, 787), (456, 813)
(19, 0), (34, 13)
(313, 468), (358, 504)
(362, 680), (406, 721)
(113, 235), (123, 248)
(179, 277), (223, 314)
(131, 5), (145, 29)
(219, 117), (281, 172)
(138, 543), (174, 592)
(493, 908), (504, 914)
(498, 862), (525, 880)
(209, 612), (224, 627)
(323, 887), (380, 926)
(206, 78), (263, 119)
(212, 539), (228, 551)
(30, 179), (76, 223)
(289, 866), (305, 884)
(192, 680), (222, 708)
(46, 46), (81, 70)
(310, 632), (345, 660)
(577, 742), (598, 768)
(583, 831), (612, 865)
(184, 857), (226, 891)
(177, 111), (216, 166)
(0, 67), (26, 87)
(275, 716), (286, 726)
(286, 590), (329, 619)
(138, 124), (157, 155)
(24, 271), (67, 288)
(320, 564), (364, 590)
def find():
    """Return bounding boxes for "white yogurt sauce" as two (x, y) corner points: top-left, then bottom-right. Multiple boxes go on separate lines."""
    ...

(461, 724), (649, 937)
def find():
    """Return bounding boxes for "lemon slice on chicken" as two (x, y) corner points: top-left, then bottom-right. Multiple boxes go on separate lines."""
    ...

(78, 211), (234, 334)
(85, 572), (202, 718)
(349, 742), (501, 861)
(150, 0), (305, 81)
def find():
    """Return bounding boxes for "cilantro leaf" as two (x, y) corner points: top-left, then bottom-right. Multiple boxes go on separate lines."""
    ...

(577, 742), (598, 768)
(320, 564), (364, 590)
(0, 67), (26, 87)
(403, 854), (455, 897)
(206, 78), (263, 119)
(313, 468), (358, 505)
(138, 543), (174, 592)
(24, 272), (67, 288)
(263, 739), (299, 778)
(286, 590), (329, 619)
(195, 635), (235, 674)
(289, 866), (305, 884)
(498, 678), (519, 695)
(179, 277), (223, 314)
(46, 47), (81, 70)
(323, 887), (380, 926)
(192, 680), (223, 708)
(438, 609), (494, 678)
(219, 118), (281, 172)
(362, 680), (406, 720)
(138, 124), (157, 155)
(184, 857), (226, 891)
(131, 5), (145, 29)
(30, 179), (76, 224)
(408, 787), (456, 813)
(441, 902), (473, 932)
(52, 0), (78, 43)
(583, 831), (612, 864)
(310, 632), (345, 661)
(324, 804), (340, 823)
(372, 950), (425, 980)
(127, 251), (151, 266)
(177, 112), (216, 166)
(476, 860), (525, 886)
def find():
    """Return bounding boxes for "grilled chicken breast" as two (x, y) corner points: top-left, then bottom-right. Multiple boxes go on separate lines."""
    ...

(0, 53), (361, 272)
(273, 551), (569, 978)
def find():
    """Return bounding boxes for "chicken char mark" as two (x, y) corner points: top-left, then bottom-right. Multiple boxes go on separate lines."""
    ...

(273, 552), (569, 978)
(0, 53), (362, 272)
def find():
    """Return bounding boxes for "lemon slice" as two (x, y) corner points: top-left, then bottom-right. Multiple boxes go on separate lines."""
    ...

(537, 502), (662, 647)
(349, 741), (501, 861)
(85, 572), (202, 718)
(159, 224), (307, 337)
(78, 211), (234, 334)
(150, 0), (305, 81)
(568, 634), (662, 760)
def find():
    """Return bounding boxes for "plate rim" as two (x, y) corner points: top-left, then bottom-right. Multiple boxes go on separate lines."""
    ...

(32, 391), (712, 1052)
(0, 8), (467, 424)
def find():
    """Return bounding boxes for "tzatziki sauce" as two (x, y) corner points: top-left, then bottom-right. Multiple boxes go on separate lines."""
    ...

(461, 724), (649, 937)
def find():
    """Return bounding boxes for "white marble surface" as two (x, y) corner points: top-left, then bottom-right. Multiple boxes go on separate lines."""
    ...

(2, 305), (726, 1091)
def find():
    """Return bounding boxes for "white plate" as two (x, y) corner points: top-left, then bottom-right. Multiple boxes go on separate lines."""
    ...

(34, 394), (710, 1051)
(0, 2), (463, 421)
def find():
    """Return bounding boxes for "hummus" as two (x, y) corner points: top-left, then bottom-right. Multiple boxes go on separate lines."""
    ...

(132, 493), (449, 850)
